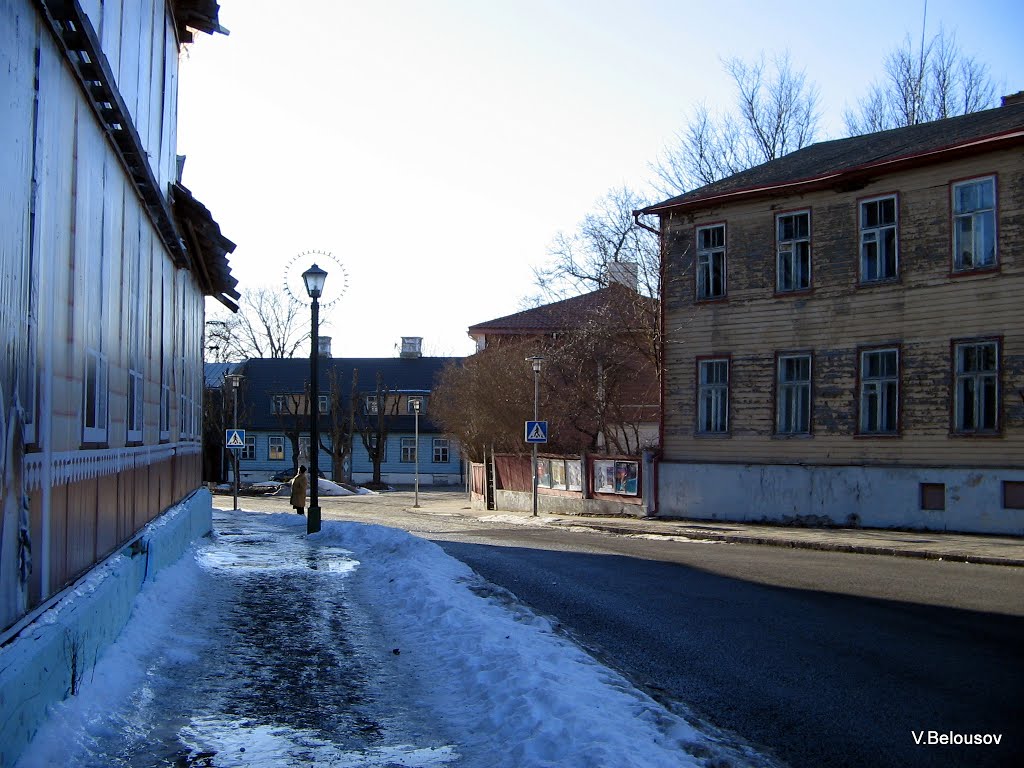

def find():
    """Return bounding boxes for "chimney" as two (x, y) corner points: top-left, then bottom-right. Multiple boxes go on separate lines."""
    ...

(318, 336), (332, 357)
(400, 337), (422, 359)
(606, 261), (638, 290)
(1001, 91), (1024, 107)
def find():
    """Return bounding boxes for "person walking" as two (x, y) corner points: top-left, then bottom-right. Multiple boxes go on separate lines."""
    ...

(290, 465), (308, 515)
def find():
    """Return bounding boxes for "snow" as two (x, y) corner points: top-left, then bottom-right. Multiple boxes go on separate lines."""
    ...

(16, 508), (747, 767)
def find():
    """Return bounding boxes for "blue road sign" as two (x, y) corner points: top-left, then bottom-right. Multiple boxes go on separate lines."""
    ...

(525, 421), (548, 443)
(226, 429), (246, 449)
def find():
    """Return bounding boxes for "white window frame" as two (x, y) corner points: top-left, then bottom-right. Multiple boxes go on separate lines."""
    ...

(860, 195), (898, 282)
(299, 436), (311, 463)
(952, 176), (997, 271)
(82, 348), (108, 443)
(696, 224), (726, 300)
(269, 435), (285, 461)
(859, 348), (899, 434)
(776, 211), (811, 292)
(318, 394), (329, 414)
(127, 368), (144, 442)
(401, 436), (417, 463)
(159, 384), (171, 441)
(271, 394), (286, 414)
(954, 340), (999, 433)
(777, 353), (812, 435)
(365, 396), (379, 415)
(697, 359), (729, 434)
(242, 436), (256, 460)
(432, 438), (450, 464)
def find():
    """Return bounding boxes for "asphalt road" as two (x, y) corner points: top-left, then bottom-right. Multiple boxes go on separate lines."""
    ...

(241, 492), (1024, 768)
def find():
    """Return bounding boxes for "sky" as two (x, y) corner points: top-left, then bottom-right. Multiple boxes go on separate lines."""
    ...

(16, 505), (773, 767)
(176, 0), (1024, 358)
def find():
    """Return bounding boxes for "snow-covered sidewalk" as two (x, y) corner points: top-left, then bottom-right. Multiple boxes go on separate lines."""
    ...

(17, 506), (754, 767)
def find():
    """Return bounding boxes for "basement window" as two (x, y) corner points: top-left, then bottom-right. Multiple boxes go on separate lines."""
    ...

(920, 483), (946, 511)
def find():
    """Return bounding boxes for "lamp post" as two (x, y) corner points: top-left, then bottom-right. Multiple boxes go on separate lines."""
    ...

(528, 356), (543, 517)
(225, 373), (244, 510)
(302, 263), (328, 535)
(412, 398), (421, 508)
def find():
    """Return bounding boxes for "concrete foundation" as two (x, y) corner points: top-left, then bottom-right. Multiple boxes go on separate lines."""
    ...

(657, 462), (1024, 535)
(0, 489), (213, 767)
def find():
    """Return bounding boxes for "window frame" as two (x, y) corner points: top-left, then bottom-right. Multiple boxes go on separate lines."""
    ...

(695, 222), (727, 301)
(952, 338), (1001, 435)
(400, 436), (417, 463)
(432, 438), (450, 464)
(268, 435), (285, 461)
(857, 346), (900, 436)
(365, 395), (379, 415)
(858, 194), (899, 284)
(775, 352), (812, 436)
(696, 356), (730, 435)
(951, 175), (997, 273)
(241, 436), (256, 461)
(775, 210), (812, 294)
(82, 347), (109, 445)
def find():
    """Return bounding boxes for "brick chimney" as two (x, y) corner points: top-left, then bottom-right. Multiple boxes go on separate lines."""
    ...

(1001, 91), (1024, 107)
(400, 337), (422, 359)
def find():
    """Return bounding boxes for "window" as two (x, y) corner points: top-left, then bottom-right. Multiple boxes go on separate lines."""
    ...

(401, 437), (417, 463)
(920, 483), (946, 511)
(859, 349), (899, 434)
(271, 394), (286, 414)
(368, 434), (386, 461)
(365, 396), (379, 415)
(776, 211), (811, 292)
(860, 196), (898, 282)
(433, 438), (450, 463)
(697, 359), (729, 434)
(299, 436), (311, 462)
(1004, 482), (1024, 510)
(696, 224), (726, 300)
(242, 436), (256, 461)
(269, 436), (285, 461)
(127, 368), (144, 442)
(952, 177), (996, 271)
(160, 384), (171, 441)
(777, 354), (811, 435)
(319, 395), (329, 414)
(407, 396), (424, 415)
(954, 340), (999, 433)
(82, 348), (108, 443)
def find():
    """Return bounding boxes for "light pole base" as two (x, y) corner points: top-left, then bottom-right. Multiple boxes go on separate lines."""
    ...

(307, 506), (321, 534)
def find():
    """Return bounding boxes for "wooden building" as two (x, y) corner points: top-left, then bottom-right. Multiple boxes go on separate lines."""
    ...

(1, 0), (236, 634)
(640, 96), (1024, 534)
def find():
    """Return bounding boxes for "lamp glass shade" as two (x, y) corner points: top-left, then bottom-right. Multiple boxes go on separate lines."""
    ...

(302, 263), (328, 298)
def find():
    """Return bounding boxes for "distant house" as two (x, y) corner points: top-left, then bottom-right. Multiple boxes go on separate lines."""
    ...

(468, 279), (660, 455)
(640, 95), (1024, 534)
(227, 340), (464, 487)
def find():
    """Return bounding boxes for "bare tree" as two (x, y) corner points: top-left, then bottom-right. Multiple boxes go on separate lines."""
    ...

(320, 367), (356, 483)
(653, 52), (821, 195)
(844, 28), (996, 135)
(354, 370), (400, 488)
(206, 285), (310, 361)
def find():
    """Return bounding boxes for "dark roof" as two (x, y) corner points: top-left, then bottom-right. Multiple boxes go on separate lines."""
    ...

(171, 0), (229, 43)
(172, 183), (239, 310)
(642, 101), (1024, 215)
(468, 285), (657, 336)
(231, 356), (461, 431)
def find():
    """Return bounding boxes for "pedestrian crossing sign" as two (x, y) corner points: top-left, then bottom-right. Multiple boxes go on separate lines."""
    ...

(226, 429), (246, 449)
(525, 421), (548, 443)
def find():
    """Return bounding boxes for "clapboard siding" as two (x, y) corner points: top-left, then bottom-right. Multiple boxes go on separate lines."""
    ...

(662, 147), (1024, 469)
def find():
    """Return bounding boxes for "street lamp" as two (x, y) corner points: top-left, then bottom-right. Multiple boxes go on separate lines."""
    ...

(528, 356), (543, 517)
(412, 398), (421, 508)
(225, 373), (244, 510)
(302, 263), (328, 535)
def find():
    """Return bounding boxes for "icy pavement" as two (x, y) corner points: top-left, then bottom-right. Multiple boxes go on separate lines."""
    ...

(17, 507), (766, 767)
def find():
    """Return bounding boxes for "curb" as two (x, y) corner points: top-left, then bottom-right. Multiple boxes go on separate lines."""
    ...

(549, 521), (1024, 568)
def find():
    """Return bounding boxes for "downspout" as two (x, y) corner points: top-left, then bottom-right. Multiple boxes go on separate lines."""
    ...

(634, 209), (663, 516)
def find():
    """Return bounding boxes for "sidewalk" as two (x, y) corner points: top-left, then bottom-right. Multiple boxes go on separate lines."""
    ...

(393, 491), (1024, 567)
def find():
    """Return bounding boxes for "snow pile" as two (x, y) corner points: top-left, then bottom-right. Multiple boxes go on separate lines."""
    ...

(316, 522), (712, 767)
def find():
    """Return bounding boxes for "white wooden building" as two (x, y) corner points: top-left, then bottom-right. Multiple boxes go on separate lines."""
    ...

(1, 0), (236, 635)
